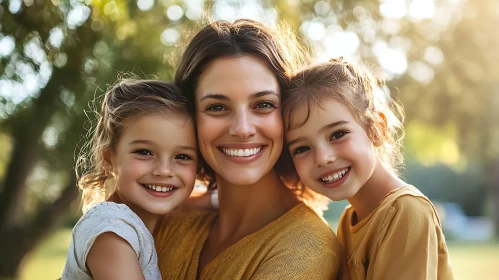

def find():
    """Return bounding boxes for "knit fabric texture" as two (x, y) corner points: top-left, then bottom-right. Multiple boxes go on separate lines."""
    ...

(154, 202), (342, 280)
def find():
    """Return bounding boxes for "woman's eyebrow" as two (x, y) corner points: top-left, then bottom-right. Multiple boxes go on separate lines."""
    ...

(251, 90), (280, 100)
(200, 91), (279, 102)
(200, 94), (229, 102)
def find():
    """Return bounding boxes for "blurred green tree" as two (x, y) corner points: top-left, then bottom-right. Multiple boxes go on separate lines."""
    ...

(0, 0), (201, 277)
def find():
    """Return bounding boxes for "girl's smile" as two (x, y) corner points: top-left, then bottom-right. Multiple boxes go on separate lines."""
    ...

(318, 167), (351, 188)
(109, 113), (198, 215)
(286, 98), (377, 201)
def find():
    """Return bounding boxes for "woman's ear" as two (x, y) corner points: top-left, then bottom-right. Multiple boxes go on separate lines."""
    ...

(372, 112), (387, 147)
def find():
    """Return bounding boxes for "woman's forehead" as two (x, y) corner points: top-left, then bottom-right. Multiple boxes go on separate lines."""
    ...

(196, 56), (280, 99)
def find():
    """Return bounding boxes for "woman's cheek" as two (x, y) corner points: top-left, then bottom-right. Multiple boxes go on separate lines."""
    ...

(260, 112), (284, 144)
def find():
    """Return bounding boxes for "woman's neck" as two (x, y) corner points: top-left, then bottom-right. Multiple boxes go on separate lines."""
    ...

(214, 169), (300, 243)
(347, 160), (406, 224)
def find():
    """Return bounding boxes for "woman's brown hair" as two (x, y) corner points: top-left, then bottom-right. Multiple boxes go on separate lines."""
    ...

(174, 19), (326, 208)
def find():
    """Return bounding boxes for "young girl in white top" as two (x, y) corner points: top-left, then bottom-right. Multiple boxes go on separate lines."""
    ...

(283, 58), (454, 279)
(62, 80), (198, 279)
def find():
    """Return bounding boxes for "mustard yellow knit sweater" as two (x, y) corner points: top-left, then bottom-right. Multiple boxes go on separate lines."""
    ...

(154, 203), (342, 280)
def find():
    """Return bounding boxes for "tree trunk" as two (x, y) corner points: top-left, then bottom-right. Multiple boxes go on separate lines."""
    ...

(0, 61), (75, 228)
(0, 172), (78, 277)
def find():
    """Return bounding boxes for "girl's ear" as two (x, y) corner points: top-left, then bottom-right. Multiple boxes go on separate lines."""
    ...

(372, 112), (387, 147)
(102, 148), (115, 174)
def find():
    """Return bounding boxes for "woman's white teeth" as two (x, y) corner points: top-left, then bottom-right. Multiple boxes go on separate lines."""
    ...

(222, 147), (262, 157)
(144, 184), (174, 192)
(321, 168), (349, 183)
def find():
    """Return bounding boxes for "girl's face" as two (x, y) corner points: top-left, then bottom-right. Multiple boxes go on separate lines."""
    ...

(195, 55), (283, 186)
(108, 113), (197, 215)
(285, 99), (377, 201)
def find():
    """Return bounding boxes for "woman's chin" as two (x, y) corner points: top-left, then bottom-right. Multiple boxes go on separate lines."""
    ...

(216, 170), (270, 187)
(226, 177), (261, 187)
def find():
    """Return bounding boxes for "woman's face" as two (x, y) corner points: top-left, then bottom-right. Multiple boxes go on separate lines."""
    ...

(195, 55), (283, 186)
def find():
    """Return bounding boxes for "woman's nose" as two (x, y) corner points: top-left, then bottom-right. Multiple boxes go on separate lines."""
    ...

(229, 110), (256, 139)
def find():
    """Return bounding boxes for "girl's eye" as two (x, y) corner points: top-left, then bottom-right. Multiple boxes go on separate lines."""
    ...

(133, 149), (153, 156)
(175, 154), (193, 161)
(255, 101), (277, 110)
(330, 130), (348, 141)
(293, 146), (310, 155)
(206, 104), (227, 112)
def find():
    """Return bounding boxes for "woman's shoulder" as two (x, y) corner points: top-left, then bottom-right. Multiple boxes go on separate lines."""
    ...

(285, 203), (332, 225)
(266, 203), (343, 273)
(272, 203), (341, 248)
(154, 208), (217, 259)
(158, 207), (217, 227)
(154, 208), (217, 239)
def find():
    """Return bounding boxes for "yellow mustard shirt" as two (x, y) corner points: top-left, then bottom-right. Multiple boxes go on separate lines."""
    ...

(154, 202), (342, 280)
(337, 185), (454, 280)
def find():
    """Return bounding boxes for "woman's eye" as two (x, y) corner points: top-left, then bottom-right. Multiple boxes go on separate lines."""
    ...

(133, 149), (153, 156)
(206, 104), (226, 112)
(255, 101), (277, 110)
(293, 146), (310, 155)
(175, 154), (193, 161)
(330, 130), (347, 140)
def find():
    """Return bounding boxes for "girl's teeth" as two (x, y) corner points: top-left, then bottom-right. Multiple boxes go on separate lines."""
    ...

(222, 147), (262, 157)
(144, 184), (175, 192)
(321, 168), (349, 183)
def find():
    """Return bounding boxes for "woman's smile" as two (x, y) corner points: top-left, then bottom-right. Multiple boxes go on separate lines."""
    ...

(195, 55), (283, 186)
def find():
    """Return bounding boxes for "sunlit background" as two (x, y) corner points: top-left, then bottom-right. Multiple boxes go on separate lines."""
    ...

(0, 0), (498, 279)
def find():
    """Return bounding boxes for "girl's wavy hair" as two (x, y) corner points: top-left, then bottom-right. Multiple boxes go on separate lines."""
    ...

(76, 79), (193, 212)
(174, 19), (329, 211)
(283, 58), (406, 174)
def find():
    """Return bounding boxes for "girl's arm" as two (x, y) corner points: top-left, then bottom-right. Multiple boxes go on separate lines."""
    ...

(86, 232), (146, 280)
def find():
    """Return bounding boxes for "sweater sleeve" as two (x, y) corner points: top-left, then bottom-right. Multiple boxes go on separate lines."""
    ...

(370, 196), (449, 280)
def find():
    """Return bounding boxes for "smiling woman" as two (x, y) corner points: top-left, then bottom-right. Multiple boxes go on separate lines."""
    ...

(153, 19), (342, 280)
(195, 56), (283, 187)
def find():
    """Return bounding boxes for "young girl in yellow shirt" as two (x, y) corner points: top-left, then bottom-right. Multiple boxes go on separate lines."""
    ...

(283, 58), (454, 280)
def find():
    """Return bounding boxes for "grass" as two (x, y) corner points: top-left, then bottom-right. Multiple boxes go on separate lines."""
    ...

(19, 228), (499, 280)
(447, 242), (499, 280)
(19, 229), (72, 280)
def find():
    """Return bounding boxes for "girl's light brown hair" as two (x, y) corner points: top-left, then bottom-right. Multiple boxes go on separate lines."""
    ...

(283, 58), (406, 173)
(174, 19), (327, 209)
(76, 80), (192, 212)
